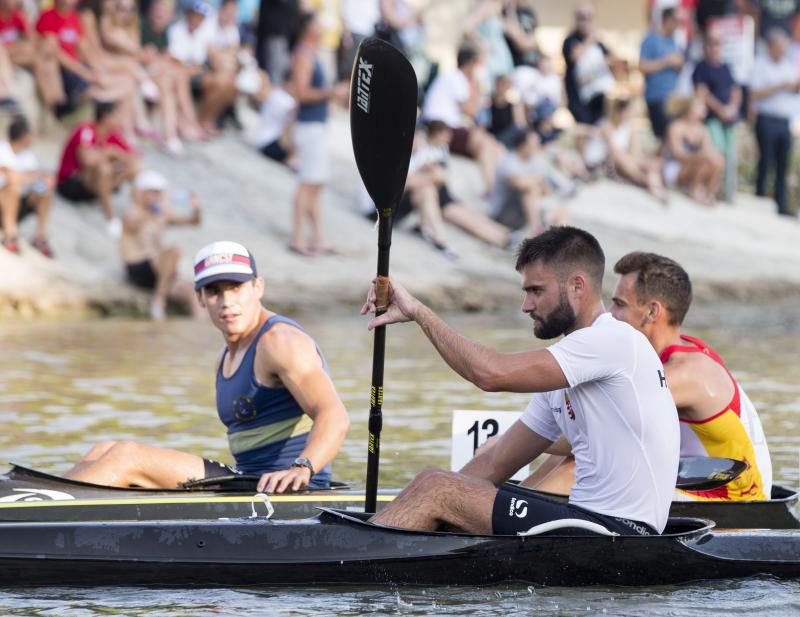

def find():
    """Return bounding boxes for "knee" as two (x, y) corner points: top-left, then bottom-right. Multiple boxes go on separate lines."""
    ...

(107, 440), (143, 461)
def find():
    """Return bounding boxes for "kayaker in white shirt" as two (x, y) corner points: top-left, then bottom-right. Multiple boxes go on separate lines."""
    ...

(362, 226), (680, 534)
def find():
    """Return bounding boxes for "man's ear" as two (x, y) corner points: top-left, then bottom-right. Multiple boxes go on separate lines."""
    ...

(647, 300), (664, 323)
(569, 273), (588, 297)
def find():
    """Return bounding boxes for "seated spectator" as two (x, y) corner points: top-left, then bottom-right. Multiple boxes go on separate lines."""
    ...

(663, 94), (724, 206)
(600, 97), (667, 201)
(121, 170), (202, 320)
(56, 100), (140, 237)
(250, 69), (297, 168)
(532, 100), (590, 184)
(99, 0), (187, 154)
(693, 31), (741, 202)
(563, 2), (614, 125)
(639, 7), (683, 139)
(488, 73), (526, 148)
(749, 28), (799, 217)
(338, 0), (379, 79)
(0, 115), (54, 257)
(511, 55), (562, 120)
(0, 0), (65, 110)
(140, 0), (206, 143)
(421, 44), (504, 193)
(489, 128), (548, 234)
(396, 121), (521, 256)
(168, 0), (237, 135)
(35, 0), (94, 117)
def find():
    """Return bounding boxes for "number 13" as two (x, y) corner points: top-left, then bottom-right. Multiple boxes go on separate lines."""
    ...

(467, 419), (499, 453)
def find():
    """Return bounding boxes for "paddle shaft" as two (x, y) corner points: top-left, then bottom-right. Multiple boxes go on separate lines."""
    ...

(365, 213), (392, 513)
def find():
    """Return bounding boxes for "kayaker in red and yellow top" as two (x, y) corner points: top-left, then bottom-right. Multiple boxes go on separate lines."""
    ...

(527, 251), (772, 501)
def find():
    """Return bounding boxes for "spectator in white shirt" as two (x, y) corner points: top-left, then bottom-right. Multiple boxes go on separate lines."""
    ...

(249, 68), (297, 169)
(0, 116), (54, 257)
(168, 0), (237, 135)
(749, 28), (800, 216)
(421, 45), (504, 194)
(339, 0), (379, 79)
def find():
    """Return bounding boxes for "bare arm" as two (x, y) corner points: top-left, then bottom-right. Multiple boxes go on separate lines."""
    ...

(99, 17), (140, 56)
(290, 51), (333, 104)
(166, 194), (202, 226)
(362, 278), (569, 393)
(256, 327), (350, 492)
(460, 420), (553, 485)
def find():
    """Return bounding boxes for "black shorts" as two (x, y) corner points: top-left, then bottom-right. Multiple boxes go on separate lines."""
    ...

(394, 184), (457, 222)
(492, 483), (657, 536)
(125, 260), (158, 290)
(54, 67), (90, 118)
(259, 139), (288, 163)
(17, 194), (35, 221)
(202, 458), (240, 479)
(57, 175), (96, 202)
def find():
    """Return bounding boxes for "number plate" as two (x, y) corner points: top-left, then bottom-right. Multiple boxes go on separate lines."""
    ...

(450, 410), (528, 481)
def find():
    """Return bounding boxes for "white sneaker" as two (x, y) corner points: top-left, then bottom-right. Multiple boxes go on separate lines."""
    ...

(106, 217), (122, 239)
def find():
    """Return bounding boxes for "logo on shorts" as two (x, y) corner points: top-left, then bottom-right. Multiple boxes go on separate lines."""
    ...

(356, 57), (373, 114)
(616, 518), (652, 536)
(509, 497), (528, 518)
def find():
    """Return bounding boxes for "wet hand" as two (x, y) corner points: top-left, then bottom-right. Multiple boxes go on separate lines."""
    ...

(360, 276), (419, 330)
(256, 466), (311, 493)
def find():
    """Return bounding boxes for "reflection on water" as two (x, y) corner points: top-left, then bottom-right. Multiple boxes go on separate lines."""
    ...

(0, 303), (798, 614)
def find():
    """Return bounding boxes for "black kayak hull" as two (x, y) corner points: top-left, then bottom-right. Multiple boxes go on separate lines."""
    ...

(2, 465), (798, 529)
(0, 511), (799, 587)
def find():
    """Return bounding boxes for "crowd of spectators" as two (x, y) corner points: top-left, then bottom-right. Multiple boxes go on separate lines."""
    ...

(0, 0), (799, 318)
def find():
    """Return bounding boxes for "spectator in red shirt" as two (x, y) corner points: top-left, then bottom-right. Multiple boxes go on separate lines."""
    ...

(0, 0), (65, 110)
(56, 100), (140, 237)
(36, 0), (94, 116)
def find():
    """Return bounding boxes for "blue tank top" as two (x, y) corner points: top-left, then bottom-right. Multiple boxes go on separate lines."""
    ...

(297, 57), (328, 123)
(215, 314), (331, 487)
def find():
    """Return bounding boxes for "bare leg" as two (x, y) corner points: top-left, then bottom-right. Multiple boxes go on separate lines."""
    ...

(169, 279), (203, 318)
(0, 178), (20, 239)
(468, 129), (503, 193)
(442, 202), (510, 247)
(154, 68), (179, 142)
(83, 164), (113, 220)
(64, 439), (119, 477)
(370, 468), (497, 533)
(306, 183), (332, 252)
(152, 246), (180, 318)
(28, 38), (66, 107)
(64, 440), (206, 488)
(0, 45), (16, 99)
(28, 191), (52, 241)
(519, 181), (544, 235)
(411, 183), (448, 246)
(198, 73), (236, 134)
(291, 182), (314, 255)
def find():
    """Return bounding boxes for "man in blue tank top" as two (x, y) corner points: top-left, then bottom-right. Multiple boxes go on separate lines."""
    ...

(65, 240), (350, 493)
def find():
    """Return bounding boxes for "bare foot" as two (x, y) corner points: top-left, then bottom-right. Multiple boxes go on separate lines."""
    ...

(288, 243), (315, 257)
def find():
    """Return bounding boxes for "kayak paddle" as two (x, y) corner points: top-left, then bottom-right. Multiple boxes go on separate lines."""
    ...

(349, 38), (417, 513)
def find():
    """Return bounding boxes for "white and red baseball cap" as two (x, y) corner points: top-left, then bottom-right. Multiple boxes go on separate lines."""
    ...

(193, 241), (258, 290)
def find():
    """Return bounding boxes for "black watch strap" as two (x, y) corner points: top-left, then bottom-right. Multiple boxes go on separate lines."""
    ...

(291, 457), (315, 476)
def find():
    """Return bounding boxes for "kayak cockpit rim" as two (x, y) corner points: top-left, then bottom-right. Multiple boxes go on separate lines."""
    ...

(315, 507), (717, 540)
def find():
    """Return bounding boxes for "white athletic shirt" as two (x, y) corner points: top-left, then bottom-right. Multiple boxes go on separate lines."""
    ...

(421, 69), (470, 129)
(0, 141), (39, 190)
(168, 19), (214, 66)
(521, 313), (680, 532)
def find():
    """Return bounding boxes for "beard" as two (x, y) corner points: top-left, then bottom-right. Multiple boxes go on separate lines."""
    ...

(533, 288), (577, 339)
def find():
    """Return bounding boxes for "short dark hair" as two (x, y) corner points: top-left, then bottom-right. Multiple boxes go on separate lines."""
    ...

(94, 100), (118, 123)
(295, 11), (315, 39)
(614, 251), (692, 325)
(456, 45), (478, 69)
(515, 226), (605, 289)
(8, 114), (30, 142)
(510, 128), (531, 150)
(661, 7), (676, 22)
(220, 0), (236, 6)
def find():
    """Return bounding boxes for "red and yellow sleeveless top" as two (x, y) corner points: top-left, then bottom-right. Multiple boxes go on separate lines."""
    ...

(661, 335), (771, 501)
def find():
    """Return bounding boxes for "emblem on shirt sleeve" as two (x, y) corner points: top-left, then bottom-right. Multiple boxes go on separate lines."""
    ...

(564, 392), (575, 420)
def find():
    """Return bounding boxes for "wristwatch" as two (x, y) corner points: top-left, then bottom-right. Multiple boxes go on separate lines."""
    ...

(291, 457), (315, 476)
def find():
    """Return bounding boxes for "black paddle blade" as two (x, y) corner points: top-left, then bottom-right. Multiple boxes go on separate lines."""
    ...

(350, 38), (417, 217)
(676, 456), (748, 491)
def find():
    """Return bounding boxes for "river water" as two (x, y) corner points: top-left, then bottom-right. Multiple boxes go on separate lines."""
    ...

(0, 303), (798, 615)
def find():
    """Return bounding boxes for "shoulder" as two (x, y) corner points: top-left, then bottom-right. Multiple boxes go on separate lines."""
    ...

(257, 321), (317, 365)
